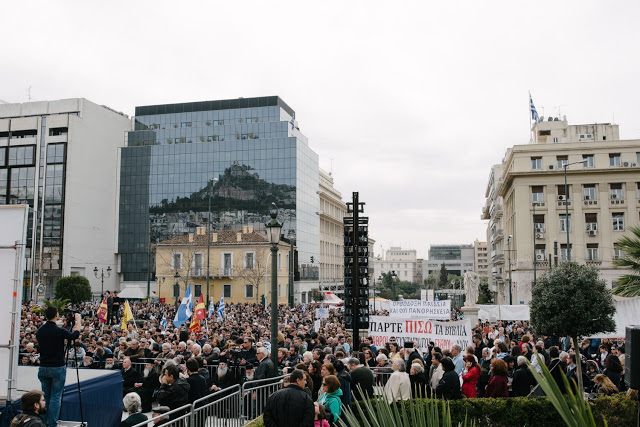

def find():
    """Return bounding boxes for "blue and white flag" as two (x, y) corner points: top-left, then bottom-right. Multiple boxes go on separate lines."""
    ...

(208, 297), (215, 319)
(530, 94), (540, 123)
(217, 294), (225, 320)
(290, 117), (295, 130)
(173, 284), (193, 327)
(301, 303), (306, 313)
(160, 314), (167, 330)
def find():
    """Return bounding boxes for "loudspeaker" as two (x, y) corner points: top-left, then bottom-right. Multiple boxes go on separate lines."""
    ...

(625, 325), (640, 389)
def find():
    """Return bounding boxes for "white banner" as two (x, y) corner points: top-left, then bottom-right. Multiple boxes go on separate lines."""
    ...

(388, 300), (451, 319)
(368, 316), (473, 352)
(315, 307), (329, 319)
(477, 304), (530, 321)
(314, 319), (321, 331)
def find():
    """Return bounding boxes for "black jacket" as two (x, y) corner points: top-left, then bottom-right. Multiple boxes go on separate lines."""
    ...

(476, 359), (491, 398)
(435, 370), (462, 400)
(511, 365), (535, 397)
(241, 346), (258, 365)
(10, 411), (45, 427)
(474, 342), (487, 362)
(548, 359), (567, 394)
(122, 368), (142, 393)
(410, 372), (428, 398)
(157, 378), (191, 417)
(255, 357), (277, 380)
(337, 369), (352, 406)
(35, 321), (80, 367)
(212, 370), (238, 389)
(350, 366), (374, 401)
(141, 370), (160, 391)
(263, 384), (314, 427)
(187, 373), (208, 404)
(407, 349), (424, 366)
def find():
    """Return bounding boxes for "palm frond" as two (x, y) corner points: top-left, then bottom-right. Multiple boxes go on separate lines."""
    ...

(612, 275), (640, 297)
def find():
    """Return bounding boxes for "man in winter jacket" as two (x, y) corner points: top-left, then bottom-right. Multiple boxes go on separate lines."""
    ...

(157, 365), (191, 420)
(11, 391), (46, 427)
(263, 369), (314, 427)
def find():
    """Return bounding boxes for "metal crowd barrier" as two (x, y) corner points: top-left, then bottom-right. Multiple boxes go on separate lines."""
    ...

(129, 376), (285, 427)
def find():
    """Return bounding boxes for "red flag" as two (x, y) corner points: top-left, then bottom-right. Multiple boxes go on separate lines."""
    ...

(97, 297), (108, 324)
(195, 295), (206, 320)
(189, 318), (201, 333)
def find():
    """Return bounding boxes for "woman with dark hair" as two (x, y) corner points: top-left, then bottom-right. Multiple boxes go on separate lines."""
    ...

(485, 359), (509, 398)
(364, 349), (376, 367)
(461, 355), (480, 398)
(435, 358), (462, 400)
(317, 375), (343, 419)
(309, 361), (323, 400)
(603, 354), (623, 390)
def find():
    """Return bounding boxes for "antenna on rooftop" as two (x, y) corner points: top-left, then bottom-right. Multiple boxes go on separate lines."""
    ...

(27, 86), (32, 101)
(330, 158), (334, 175)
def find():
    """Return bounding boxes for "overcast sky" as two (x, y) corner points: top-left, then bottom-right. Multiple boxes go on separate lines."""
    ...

(3, 1), (640, 258)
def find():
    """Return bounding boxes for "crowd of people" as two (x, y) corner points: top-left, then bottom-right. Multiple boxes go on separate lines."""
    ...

(15, 296), (633, 426)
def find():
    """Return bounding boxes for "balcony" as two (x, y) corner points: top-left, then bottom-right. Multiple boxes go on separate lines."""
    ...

(531, 202), (546, 208)
(583, 199), (598, 206)
(490, 203), (503, 219)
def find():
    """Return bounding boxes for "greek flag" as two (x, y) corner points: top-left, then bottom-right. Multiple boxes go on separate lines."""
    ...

(530, 94), (540, 123)
(173, 284), (193, 327)
(208, 297), (215, 319)
(290, 117), (295, 130)
(217, 294), (225, 320)
(301, 303), (306, 313)
(160, 314), (167, 331)
(264, 341), (271, 353)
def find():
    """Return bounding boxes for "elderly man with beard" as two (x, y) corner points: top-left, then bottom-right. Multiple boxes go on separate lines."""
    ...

(81, 354), (97, 369)
(104, 356), (119, 370)
(131, 361), (160, 413)
(211, 357), (237, 392)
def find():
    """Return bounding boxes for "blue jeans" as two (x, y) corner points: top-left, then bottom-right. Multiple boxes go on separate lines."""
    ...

(38, 366), (67, 427)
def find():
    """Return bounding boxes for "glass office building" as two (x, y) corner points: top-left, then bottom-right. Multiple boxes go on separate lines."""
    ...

(118, 96), (319, 284)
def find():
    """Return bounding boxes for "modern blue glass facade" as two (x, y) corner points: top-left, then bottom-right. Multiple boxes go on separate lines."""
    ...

(118, 96), (319, 283)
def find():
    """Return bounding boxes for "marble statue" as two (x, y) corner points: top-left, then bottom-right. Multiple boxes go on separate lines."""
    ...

(463, 270), (480, 307)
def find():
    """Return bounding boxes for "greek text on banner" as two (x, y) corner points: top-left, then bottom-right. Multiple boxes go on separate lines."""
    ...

(368, 315), (472, 352)
(388, 300), (451, 319)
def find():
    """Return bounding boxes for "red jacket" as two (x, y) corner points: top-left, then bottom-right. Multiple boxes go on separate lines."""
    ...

(485, 374), (509, 398)
(461, 366), (480, 398)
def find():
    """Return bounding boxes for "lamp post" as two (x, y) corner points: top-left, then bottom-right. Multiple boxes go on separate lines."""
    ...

(563, 160), (587, 261)
(265, 205), (282, 367)
(287, 229), (295, 308)
(94, 266), (112, 297)
(206, 177), (218, 304)
(156, 277), (165, 302)
(507, 235), (513, 305)
(174, 271), (180, 306)
(391, 270), (398, 300)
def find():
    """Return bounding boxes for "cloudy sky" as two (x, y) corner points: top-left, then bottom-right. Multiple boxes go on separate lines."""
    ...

(3, 1), (640, 258)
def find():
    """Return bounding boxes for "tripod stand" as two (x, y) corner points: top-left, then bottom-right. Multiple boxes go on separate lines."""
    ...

(58, 335), (87, 426)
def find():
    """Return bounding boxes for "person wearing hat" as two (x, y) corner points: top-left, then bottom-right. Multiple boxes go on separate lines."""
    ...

(404, 341), (424, 365)
(211, 356), (237, 392)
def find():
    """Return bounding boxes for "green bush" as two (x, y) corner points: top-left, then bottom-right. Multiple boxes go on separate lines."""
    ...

(244, 394), (637, 427)
(54, 276), (92, 304)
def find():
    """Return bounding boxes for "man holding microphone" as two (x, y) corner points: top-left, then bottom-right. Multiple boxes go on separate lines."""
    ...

(36, 307), (81, 427)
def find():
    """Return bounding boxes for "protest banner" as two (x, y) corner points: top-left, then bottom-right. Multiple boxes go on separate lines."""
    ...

(368, 315), (472, 352)
(315, 307), (329, 319)
(388, 300), (451, 319)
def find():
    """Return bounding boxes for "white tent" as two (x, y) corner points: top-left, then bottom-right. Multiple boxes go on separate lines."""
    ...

(322, 292), (343, 305)
(588, 295), (640, 338)
(118, 284), (157, 300)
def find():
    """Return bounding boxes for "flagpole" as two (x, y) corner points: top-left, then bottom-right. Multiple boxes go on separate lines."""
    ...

(529, 91), (533, 143)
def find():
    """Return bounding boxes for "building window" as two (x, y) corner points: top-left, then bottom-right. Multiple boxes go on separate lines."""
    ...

(583, 184), (596, 200)
(534, 244), (546, 262)
(534, 214), (545, 232)
(610, 183), (623, 200)
(560, 244), (572, 262)
(557, 185), (569, 200)
(180, 122), (192, 128)
(8, 146), (36, 166)
(556, 155), (568, 169)
(245, 284), (254, 299)
(553, 137), (559, 143)
(531, 157), (542, 170)
(223, 284), (232, 298)
(222, 253), (232, 275)
(531, 186), (544, 202)
(637, 182), (640, 199)
(585, 213), (598, 231)
(582, 154), (594, 168)
(49, 127), (68, 136)
(241, 134), (248, 140)
(559, 214), (571, 232)
(244, 252), (255, 270)
(173, 253), (182, 270)
(609, 153), (621, 166)
(173, 284), (180, 298)
(194, 284), (202, 298)
(614, 244), (623, 260)
(46, 144), (65, 164)
(194, 253), (203, 275)
(587, 244), (599, 261)
(213, 120), (224, 126)
(278, 253), (282, 269)
(612, 213), (625, 231)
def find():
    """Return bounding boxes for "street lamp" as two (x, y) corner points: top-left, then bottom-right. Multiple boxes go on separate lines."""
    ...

(563, 160), (587, 261)
(174, 271), (180, 306)
(391, 270), (398, 300)
(287, 229), (295, 308)
(265, 204), (282, 367)
(156, 277), (165, 303)
(206, 177), (218, 303)
(94, 266), (112, 297)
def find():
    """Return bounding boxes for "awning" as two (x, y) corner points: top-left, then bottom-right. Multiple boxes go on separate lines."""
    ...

(322, 292), (343, 305)
(118, 284), (157, 300)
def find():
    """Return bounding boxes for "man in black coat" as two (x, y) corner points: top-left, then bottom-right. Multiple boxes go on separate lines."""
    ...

(511, 357), (535, 397)
(255, 348), (276, 379)
(347, 358), (374, 401)
(121, 357), (142, 396)
(263, 369), (314, 427)
(133, 361), (160, 413)
(473, 334), (487, 362)
(186, 358), (207, 405)
(157, 365), (191, 421)
(548, 346), (567, 394)
(211, 358), (238, 391)
(240, 338), (258, 365)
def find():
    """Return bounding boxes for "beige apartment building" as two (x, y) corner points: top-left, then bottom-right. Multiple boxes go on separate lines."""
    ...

(474, 240), (489, 281)
(483, 118), (639, 304)
(155, 227), (290, 305)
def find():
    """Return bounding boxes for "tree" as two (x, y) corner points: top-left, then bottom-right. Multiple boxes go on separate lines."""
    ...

(234, 248), (270, 304)
(477, 277), (493, 304)
(437, 263), (448, 289)
(425, 274), (437, 289)
(54, 276), (92, 304)
(309, 288), (324, 303)
(612, 225), (640, 297)
(530, 262), (616, 396)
